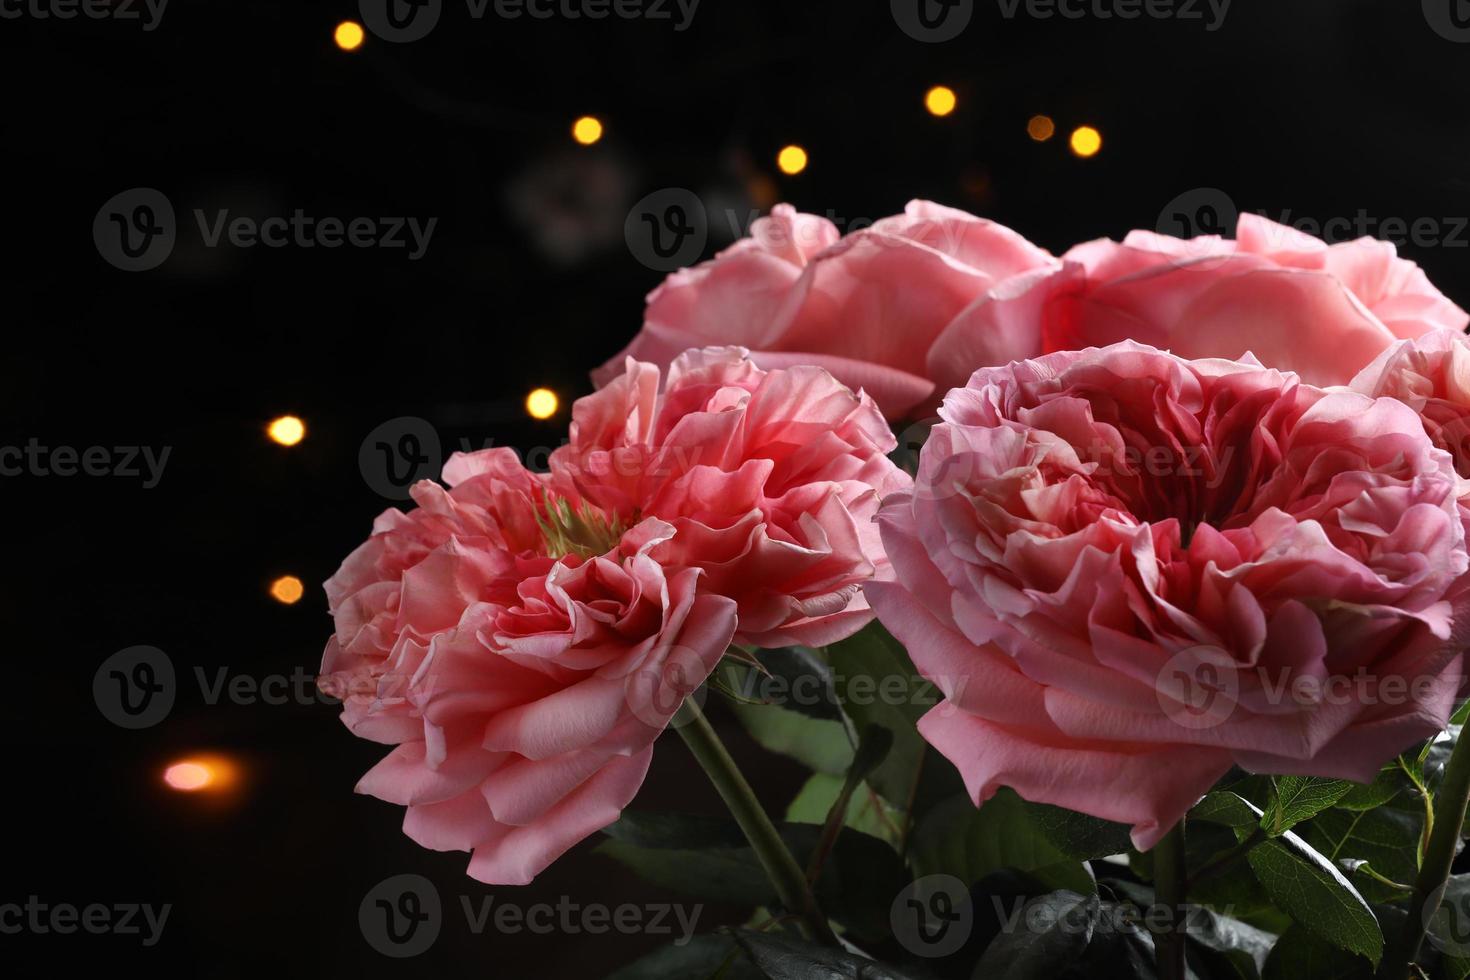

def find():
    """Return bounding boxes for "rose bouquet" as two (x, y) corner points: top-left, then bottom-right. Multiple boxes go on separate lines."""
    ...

(324, 204), (1470, 980)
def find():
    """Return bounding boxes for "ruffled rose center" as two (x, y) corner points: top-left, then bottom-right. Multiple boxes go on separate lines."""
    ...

(534, 495), (631, 560)
(1020, 377), (1273, 545)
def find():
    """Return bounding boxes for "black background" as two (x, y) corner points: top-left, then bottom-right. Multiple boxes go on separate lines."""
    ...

(4, 0), (1468, 975)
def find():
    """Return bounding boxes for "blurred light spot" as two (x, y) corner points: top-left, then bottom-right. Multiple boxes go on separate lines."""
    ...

(165, 761), (213, 791)
(925, 86), (957, 117)
(1070, 125), (1103, 158)
(572, 116), (604, 145)
(267, 415), (306, 446)
(269, 575), (305, 605)
(1027, 115), (1056, 142)
(163, 754), (240, 794)
(526, 388), (559, 420)
(777, 145), (809, 176)
(746, 174), (778, 210)
(334, 21), (365, 51)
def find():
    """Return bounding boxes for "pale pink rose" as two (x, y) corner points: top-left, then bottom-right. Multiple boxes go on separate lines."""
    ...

(867, 342), (1470, 849)
(595, 201), (1057, 419)
(355, 520), (737, 885)
(933, 214), (1468, 390)
(1353, 330), (1470, 485)
(554, 347), (912, 647)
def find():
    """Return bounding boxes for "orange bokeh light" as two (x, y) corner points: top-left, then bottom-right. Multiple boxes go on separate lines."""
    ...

(163, 754), (240, 794)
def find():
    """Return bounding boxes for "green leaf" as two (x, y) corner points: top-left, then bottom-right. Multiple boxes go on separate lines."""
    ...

(1301, 807), (1421, 904)
(911, 792), (1095, 895)
(727, 648), (847, 722)
(1452, 699), (1470, 728)
(826, 624), (952, 813)
(731, 700), (854, 775)
(975, 890), (1098, 979)
(1261, 924), (1371, 980)
(597, 812), (908, 942)
(605, 934), (765, 980)
(1335, 767), (1407, 811)
(1028, 802), (1133, 861)
(803, 726), (894, 880)
(728, 928), (924, 980)
(1261, 777), (1354, 835)
(1186, 903), (1278, 973)
(785, 774), (900, 844)
(1246, 835), (1383, 966)
(1192, 791), (1264, 829)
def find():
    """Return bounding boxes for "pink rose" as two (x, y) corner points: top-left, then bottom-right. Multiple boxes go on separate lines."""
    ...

(867, 341), (1469, 849)
(320, 448), (547, 739)
(555, 346), (912, 646)
(936, 214), (1467, 390)
(595, 201), (1057, 419)
(323, 348), (908, 882)
(323, 460), (737, 884)
(355, 520), (737, 885)
(1353, 329), (1470, 485)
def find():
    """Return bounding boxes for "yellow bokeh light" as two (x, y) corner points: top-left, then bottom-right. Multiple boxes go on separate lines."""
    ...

(1070, 125), (1103, 158)
(267, 415), (306, 447)
(572, 116), (604, 145)
(1027, 115), (1056, 142)
(526, 388), (559, 420)
(269, 575), (305, 605)
(925, 86), (958, 117)
(777, 145), (809, 176)
(334, 21), (365, 52)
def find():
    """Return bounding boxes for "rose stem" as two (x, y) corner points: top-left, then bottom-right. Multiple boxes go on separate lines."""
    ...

(1380, 726), (1470, 980)
(675, 696), (839, 946)
(1154, 819), (1188, 980)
